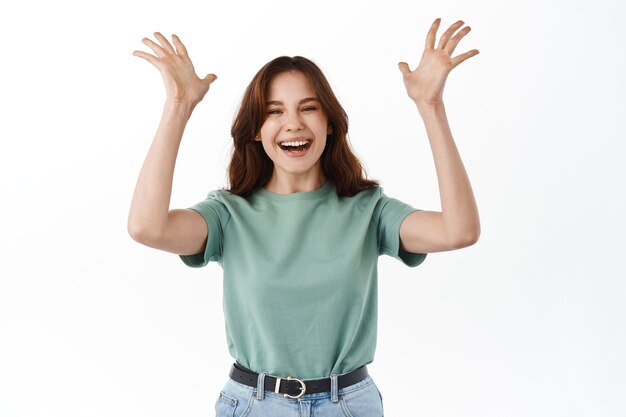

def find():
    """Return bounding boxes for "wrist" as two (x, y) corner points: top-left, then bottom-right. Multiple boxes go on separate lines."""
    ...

(163, 99), (196, 119)
(413, 99), (445, 112)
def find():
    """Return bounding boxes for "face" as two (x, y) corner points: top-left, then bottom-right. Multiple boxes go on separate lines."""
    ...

(256, 71), (330, 183)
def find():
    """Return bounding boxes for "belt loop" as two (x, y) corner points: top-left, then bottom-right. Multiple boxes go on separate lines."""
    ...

(256, 371), (266, 400)
(330, 374), (339, 403)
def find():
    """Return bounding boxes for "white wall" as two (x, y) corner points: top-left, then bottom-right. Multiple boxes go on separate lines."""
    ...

(1, 0), (624, 416)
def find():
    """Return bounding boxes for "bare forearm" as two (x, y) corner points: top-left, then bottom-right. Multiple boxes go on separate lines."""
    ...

(416, 100), (480, 243)
(127, 100), (195, 241)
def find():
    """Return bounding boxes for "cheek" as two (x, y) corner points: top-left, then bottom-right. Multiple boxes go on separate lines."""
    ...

(260, 119), (278, 135)
(260, 140), (276, 156)
(314, 116), (330, 135)
(318, 137), (328, 153)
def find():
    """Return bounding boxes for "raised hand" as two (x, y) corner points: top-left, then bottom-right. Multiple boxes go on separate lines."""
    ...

(398, 18), (479, 105)
(133, 32), (216, 107)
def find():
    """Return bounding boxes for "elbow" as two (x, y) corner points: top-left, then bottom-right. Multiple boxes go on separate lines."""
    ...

(127, 222), (147, 244)
(127, 221), (161, 246)
(449, 228), (480, 249)
(465, 230), (481, 247)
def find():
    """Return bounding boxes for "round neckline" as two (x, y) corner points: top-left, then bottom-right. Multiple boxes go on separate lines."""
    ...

(255, 181), (334, 202)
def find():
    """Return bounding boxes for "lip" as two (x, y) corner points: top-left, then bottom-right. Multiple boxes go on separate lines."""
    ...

(277, 136), (312, 145)
(277, 137), (313, 158)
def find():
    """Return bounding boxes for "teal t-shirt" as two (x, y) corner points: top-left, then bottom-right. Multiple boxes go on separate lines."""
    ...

(180, 182), (426, 379)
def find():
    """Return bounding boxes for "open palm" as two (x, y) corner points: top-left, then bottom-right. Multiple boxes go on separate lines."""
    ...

(399, 18), (479, 104)
(133, 32), (216, 107)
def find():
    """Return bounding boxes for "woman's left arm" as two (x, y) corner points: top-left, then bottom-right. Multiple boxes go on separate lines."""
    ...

(397, 18), (481, 253)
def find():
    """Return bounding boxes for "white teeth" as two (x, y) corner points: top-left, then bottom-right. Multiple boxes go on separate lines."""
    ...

(280, 140), (309, 147)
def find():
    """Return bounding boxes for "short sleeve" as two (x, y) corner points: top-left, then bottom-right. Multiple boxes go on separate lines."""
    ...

(179, 192), (231, 268)
(374, 192), (427, 267)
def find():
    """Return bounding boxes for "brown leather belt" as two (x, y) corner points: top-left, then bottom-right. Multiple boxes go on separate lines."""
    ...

(229, 362), (369, 399)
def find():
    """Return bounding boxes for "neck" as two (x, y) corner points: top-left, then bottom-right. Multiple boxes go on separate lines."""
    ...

(264, 170), (327, 195)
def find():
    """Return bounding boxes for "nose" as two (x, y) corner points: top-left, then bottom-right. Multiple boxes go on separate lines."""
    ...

(284, 110), (304, 132)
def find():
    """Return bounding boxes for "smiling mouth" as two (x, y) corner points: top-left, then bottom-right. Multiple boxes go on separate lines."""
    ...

(279, 139), (312, 152)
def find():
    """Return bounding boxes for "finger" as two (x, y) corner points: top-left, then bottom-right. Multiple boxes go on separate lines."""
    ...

(437, 19), (465, 50)
(425, 18), (441, 50)
(153, 32), (176, 54)
(171, 34), (189, 58)
(445, 25), (472, 56)
(451, 49), (480, 68)
(142, 37), (168, 57)
(203, 73), (218, 84)
(398, 61), (411, 76)
(132, 50), (160, 68)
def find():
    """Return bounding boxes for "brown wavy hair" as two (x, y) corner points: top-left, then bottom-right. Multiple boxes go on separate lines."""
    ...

(227, 56), (378, 198)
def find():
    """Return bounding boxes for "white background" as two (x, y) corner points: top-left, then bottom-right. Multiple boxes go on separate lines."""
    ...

(1, 0), (625, 416)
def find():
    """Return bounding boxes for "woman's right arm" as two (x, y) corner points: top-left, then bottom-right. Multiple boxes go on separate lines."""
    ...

(127, 33), (217, 256)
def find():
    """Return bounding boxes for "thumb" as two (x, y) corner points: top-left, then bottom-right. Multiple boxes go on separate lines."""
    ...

(397, 62), (411, 76)
(204, 73), (218, 84)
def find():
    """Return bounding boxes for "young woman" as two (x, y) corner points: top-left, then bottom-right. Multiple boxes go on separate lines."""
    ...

(128, 18), (480, 417)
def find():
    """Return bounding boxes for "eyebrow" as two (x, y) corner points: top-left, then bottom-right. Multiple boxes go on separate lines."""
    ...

(265, 97), (319, 106)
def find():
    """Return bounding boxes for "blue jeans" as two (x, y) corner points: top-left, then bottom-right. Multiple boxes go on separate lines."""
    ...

(215, 373), (384, 417)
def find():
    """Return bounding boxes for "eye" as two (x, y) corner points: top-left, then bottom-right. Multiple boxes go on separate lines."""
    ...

(267, 108), (282, 115)
(302, 106), (318, 112)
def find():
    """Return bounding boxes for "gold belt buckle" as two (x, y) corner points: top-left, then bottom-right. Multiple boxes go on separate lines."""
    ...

(275, 376), (306, 399)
